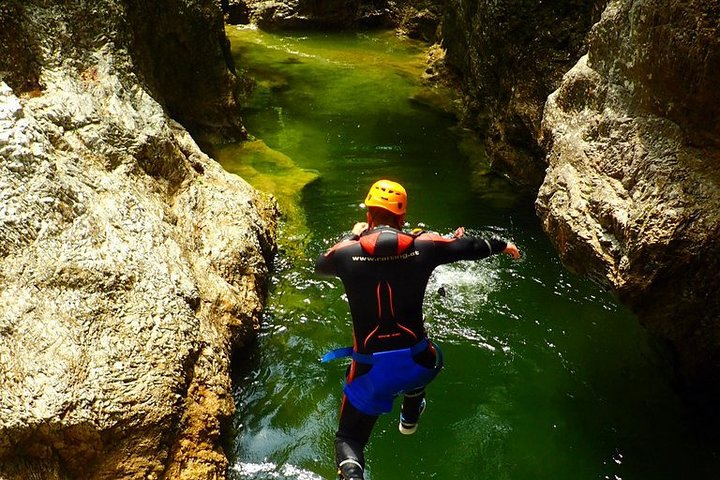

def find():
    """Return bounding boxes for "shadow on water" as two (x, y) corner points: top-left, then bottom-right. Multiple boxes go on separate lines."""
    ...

(216, 26), (720, 480)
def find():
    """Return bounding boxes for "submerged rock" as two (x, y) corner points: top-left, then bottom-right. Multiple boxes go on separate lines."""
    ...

(0, 1), (277, 479)
(536, 0), (720, 395)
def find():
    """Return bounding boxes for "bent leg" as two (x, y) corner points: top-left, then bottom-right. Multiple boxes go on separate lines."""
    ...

(399, 344), (436, 432)
(400, 387), (426, 425)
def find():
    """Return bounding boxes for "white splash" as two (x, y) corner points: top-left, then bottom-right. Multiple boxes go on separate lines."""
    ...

(232, 461), (326, 480)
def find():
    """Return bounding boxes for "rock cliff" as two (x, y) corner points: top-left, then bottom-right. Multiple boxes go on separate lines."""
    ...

(222, 0), (394, 29)
(0, 1), (277, 479)
(220, 0), (442, 40)
(536, 0), (720, 395)
(442, 0), (607, 187)
(435, 0), (720, 398)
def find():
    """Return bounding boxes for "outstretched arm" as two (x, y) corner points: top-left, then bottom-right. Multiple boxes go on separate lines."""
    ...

(417, 229), (520, 265)
(454, 227), (520, 260)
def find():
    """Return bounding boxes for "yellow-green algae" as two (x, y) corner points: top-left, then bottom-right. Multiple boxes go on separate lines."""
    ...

(212, 139), (317, 248)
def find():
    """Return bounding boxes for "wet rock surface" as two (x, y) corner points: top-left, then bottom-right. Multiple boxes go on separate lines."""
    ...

(0, 1), (277, 479)
(223, 0), (394, 29)
(536, 0), (720, 395)
(220, 0), (441, 36)
(442, 0), (607, 188)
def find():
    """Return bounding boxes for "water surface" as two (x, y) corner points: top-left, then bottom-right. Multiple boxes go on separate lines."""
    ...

(215, 26), (720, 480)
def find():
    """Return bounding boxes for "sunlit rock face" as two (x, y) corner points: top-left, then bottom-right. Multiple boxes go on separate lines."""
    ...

(0, 1), (277, 479)
(0, 0), (246, 143)
(442, 0), (607, 188)
(536, 0), (720, 395)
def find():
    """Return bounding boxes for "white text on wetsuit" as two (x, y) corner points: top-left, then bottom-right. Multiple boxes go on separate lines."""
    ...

(351, 251), (420, 262)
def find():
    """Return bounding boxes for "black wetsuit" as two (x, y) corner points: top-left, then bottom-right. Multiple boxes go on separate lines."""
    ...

(315, 225), (507, 479)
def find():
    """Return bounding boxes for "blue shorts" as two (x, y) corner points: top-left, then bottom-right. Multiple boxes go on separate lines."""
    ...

(323, 339), (443, 416)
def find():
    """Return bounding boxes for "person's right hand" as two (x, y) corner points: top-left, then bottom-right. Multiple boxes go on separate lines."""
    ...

(503, 242), (521, 259)
(352, 222), (369, 236)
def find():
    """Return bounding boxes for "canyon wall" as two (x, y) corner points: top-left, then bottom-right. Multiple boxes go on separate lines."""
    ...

(222, 0), (394, 29)
(0, 1), (276, 479)
(438, 0), (720, 397)
(0, 0), (246, 143)
(442, 0), (608, 188)
(221, 0), (442, 41)
(535, 0), (720, 395)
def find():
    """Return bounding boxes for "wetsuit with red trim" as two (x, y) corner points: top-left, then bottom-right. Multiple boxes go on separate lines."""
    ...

(315, 225), (508, 479)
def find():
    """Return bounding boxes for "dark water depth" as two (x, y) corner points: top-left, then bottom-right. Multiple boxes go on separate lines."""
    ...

(213, 26), (720, 480)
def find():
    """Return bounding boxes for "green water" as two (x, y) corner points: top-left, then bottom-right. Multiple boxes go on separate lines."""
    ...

(215, 26), (720, 480)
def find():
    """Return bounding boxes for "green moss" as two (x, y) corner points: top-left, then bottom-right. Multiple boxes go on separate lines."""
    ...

(213, 139), (317, 249)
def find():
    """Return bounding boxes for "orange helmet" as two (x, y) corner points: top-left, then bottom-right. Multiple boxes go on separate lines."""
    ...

(364, 179), (407, 215)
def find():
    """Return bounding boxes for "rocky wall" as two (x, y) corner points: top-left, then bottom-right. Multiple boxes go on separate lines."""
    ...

(0, 0), (246, 143)
(536, 0), (720, 396)
(219, 0), (443, 39)
(124, 0), (247, 142)
(0, 1), (277, 479)
(442, 0), (607, 187)
(221, 0), (394, 29)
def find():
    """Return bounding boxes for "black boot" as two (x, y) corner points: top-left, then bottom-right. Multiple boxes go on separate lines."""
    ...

(399, 388), (426, 435)
(337, 458), (364, 480)
(335, 437), (365, 480)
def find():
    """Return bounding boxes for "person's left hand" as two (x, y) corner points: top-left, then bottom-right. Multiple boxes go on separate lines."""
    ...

(352, 222), (369, 236)
(503, 242), (521, 259)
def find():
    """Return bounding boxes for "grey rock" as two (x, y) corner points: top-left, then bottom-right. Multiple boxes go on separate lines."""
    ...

(392, 1), (443, 43)
(225, 0), (394, 29)
(0, 1), (277, 479)
(442, 0), (607, 187)
(537, 0), (720, 394)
